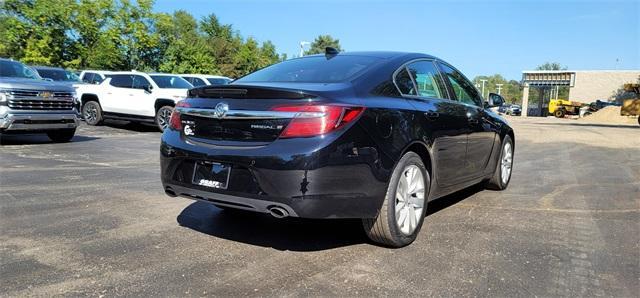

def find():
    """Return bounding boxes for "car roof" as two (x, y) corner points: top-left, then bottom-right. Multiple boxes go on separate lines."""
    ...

(181, 74), (230, 79)
(31, 65), (65, 70)
(302, 51), (436, 60)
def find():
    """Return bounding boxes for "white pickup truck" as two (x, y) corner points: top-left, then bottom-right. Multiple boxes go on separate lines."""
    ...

(75, 71), (192, 131)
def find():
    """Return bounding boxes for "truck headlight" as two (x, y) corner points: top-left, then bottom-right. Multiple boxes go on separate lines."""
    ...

(0, 90), (7, 104)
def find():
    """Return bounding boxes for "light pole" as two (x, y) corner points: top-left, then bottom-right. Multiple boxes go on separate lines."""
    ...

(496, 84), (503, 95)
(480, 79), (488, 98)
(299, 41), (311, 57)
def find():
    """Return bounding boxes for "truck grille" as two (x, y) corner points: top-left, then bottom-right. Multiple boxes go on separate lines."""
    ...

(7, 89), (75, 110)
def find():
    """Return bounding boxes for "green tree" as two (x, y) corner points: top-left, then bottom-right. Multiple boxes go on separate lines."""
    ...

(535, 62), (567, 71)
(304, 35), (342, 55)
(157, 10), (216, 74)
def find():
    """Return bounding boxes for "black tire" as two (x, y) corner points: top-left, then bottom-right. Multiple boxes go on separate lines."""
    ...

(155, 105), (174, 132)
(554, 109), (565, 118)
(46, 128), (76, 143)
(486, 135), (514, 190)
(637, 117), (640, 126)
(82, 101), (103, 125)
(362, 152), (430, 247)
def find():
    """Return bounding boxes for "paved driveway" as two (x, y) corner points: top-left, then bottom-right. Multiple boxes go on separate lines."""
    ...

(1, 118), (638, 296)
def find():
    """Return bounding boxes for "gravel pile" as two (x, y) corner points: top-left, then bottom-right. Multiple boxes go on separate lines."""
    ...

(579, 106), (638, 125)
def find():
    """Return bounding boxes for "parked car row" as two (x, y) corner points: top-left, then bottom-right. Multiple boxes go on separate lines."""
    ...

(0, 58), (234, 142)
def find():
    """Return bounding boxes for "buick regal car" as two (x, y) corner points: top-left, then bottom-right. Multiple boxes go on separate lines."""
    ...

(160, 49), (515, 247)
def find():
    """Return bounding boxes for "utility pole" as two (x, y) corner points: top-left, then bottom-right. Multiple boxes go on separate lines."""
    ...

(299, 41), (311, 57)
(496, 84), (503, 95)
(480, 79), (488, 98)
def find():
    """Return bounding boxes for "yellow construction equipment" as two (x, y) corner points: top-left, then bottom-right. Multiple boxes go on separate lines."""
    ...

(548, 99), (583, 118)
(620, 83), (640, 126)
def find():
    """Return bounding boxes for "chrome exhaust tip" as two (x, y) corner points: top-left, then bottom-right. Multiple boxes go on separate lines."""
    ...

(267, 206), (289, 218)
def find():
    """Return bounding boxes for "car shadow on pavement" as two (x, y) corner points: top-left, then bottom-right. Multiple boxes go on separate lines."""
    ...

(101, 120), (160, 132)
(0, 134), (99, 145)
(177, 201), (367, 251)
(177, 184), (483, 251)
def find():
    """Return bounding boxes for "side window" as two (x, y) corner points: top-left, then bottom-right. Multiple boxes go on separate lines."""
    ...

(191, 77), (207, 87)
(406, 61), (447, 99)
(132, 75), (151, 90)
(438, 63), (483, 106)
(82, 73), (95, 83)
(109, 75), (133, 88)
(394, 68), (416, 96)
(93, 74), (104, 84)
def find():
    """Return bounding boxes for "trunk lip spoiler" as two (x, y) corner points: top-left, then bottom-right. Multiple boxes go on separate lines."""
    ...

(176, 107), (324, 120)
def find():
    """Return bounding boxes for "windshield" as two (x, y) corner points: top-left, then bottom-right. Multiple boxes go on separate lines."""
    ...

(150, 75), (193, 89)
(0, 60), (41, 79)
(235, 55), (381, 83)
(36, 68), (80, 82)
(206, 77), (231, 85)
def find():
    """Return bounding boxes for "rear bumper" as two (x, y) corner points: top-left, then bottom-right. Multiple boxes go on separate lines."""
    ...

(0, 110), (79, 132)
(160, 128), (388, 219)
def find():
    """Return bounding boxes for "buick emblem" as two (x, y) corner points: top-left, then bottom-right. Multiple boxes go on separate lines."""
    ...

(213, 102), (229, 118)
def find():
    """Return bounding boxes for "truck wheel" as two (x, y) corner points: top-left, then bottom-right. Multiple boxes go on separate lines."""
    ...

(83, 101), (103, 125)
(47, 129), (76, 143)
(486, 135), (513, 190)
(155, 105), (174, 132)
(362, 152), (429, 247)
(554, 109), (565, 118)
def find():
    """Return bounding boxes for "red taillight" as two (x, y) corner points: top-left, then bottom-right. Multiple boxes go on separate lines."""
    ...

(272, 105), (365, 138)
(169, 101), (190, 130)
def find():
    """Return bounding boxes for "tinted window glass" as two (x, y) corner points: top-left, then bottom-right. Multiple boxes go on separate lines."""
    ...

(406, 61), (446, 98)
(236, 55), (380, 83)
(0, 60), (40, 79)
(82, 72), (95, 83)
(93, 74), (105, 84)
(207, 77), (230, 85)
(439, 63), (482, 106)
(394, 68), (416, 95)
(132, 75), (151, 89)
(36, 68), (80, 82)
(109, 75), (133, 88)
(189, 77), (208, 87)
(150, 75), (193, 89)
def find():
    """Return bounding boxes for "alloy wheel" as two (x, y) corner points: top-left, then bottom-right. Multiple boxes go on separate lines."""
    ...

(395, 165), (425, 235)
(501, 142), (513, 184)
(84, 103), (97, 124)
(157, 107), (173, 130)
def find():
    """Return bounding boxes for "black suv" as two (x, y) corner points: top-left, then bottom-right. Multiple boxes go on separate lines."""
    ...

(160, 50), (514, 247)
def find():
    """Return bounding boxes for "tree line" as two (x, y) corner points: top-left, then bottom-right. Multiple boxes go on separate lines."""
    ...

(0, 0), (288, 78)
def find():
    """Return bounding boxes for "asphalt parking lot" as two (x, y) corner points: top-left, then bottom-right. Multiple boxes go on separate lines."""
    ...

(1, 117), (638, 296)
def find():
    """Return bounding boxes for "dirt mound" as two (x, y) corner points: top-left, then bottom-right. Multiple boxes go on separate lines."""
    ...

(579, 106), (638, 125)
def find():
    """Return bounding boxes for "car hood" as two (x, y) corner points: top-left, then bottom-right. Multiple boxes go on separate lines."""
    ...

(0, 77), (75, 92)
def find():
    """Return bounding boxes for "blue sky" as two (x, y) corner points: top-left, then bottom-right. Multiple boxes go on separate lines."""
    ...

(154, 0), (639, 80)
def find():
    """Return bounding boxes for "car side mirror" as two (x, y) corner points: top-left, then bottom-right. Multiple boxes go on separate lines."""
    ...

(143, 85), (153, 93)
(486, 92), (505, 108)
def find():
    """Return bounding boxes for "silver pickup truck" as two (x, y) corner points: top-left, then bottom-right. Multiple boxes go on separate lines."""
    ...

(0, 58), (79, 143)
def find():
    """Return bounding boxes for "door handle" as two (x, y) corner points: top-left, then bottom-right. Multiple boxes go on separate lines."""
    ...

(468, 118), (479, 124)
(424, 111), (439, 120)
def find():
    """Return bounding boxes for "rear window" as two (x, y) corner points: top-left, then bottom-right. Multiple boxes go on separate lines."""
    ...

(150, 75), (193, 89)
(235, 55), (381, 83)
(206, 77), (231, 85)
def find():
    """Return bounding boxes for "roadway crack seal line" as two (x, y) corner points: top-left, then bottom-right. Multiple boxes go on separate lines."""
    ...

(454, 203), (639, 214)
